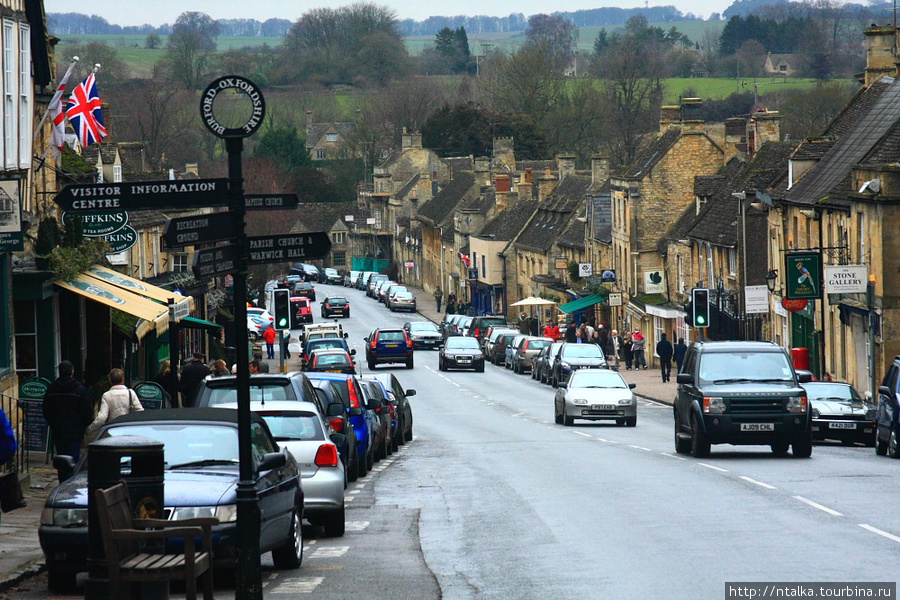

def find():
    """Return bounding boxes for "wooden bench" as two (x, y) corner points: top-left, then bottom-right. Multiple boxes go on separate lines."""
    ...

(94, 482), (216, 600)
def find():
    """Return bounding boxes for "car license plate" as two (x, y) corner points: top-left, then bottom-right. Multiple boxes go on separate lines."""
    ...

(386, 344), (398, 348)
(829, 422), (857, 430)
(592, 404), (615, 410)
(458, 357), (472, 363)
(326, 369), (342, 373)
(741, 423), (774, 432)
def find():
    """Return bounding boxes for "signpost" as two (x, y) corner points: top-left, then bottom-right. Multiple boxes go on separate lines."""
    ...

(55, 178), (229, 212)
(785, 251), (822, 300)
(162, 212), (237, 248)
(244, 194), (299, 210)
(191, 244), (240, 279)
(246, 232), (331, 264)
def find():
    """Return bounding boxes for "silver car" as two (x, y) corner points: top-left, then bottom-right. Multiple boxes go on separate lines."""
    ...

(217, 400), (346, 536)
(511, 337), (553, 374)
(554, 369), (637, 427)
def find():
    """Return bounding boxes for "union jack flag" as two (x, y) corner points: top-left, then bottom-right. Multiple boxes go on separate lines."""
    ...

(66, 73), (107, 147)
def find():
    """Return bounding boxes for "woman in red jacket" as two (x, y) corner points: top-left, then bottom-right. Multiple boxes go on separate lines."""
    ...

(262, 324), (277, 360)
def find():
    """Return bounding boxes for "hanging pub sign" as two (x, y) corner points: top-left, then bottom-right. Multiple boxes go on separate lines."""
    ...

(784, 251), (822, 300)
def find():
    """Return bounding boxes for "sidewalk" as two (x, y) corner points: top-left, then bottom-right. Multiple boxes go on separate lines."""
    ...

(408, 285), (677, 406)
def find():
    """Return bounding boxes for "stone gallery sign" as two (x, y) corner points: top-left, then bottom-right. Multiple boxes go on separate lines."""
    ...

(824, 265), (868, 294)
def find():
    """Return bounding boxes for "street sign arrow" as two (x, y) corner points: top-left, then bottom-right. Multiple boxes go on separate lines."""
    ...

(244, 194), (299, 210)
(192, 244), (240, 279)
(56, 178), (229, 212)
(163, 212), (237, 248)
(246, 232), (331, 264)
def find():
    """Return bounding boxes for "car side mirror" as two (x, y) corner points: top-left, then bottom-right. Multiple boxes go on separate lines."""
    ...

(344, 333), (349, 338)
(405, 389), (416, 397)
(367, 398), (383, 410)
(628, 383), (636, 389)
(257, 451), (287, 473)
(796, 371), (813, 384)
(329, 433), (347, 447)
(559, 382), (567, 389)
(879, 385), (892, 398)
(350, 349), (356, 356)
(52, 455), (76, 480)
(327, 403), (344, 417)
(349, 407), (365, 417)
(676, 373), (693, 385)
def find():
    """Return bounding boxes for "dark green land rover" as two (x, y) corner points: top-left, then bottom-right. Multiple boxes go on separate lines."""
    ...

(674, 341), (814, 458)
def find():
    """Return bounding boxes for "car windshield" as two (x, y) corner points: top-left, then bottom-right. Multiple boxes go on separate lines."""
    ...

(698, 352), (794, 383)
(307, 340), (345, 352)
(562, 345), (604, 358)
(104, 423), (239, 466)
(409, 323), (439, 333)
(378, 331), (406, 343)
(259, 412), (323, 441)
(446, 338), (480, 350)
(206, 383), (293, 406)
(803, 384), (863, 402)
(525, 340), (550, 350)
(570, 371), (628, 389)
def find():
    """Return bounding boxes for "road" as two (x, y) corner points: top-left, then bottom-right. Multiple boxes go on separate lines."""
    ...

(15, 282), (900, 599)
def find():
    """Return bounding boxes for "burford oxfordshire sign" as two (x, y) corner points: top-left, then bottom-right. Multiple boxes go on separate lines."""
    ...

(824, 265), (868, 294)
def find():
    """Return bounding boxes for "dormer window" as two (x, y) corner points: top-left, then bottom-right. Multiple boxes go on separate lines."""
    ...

(326, 133), (338, 142)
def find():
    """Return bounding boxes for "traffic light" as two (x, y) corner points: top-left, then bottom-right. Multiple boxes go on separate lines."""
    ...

(273, 289), (290, 329)
(692, 288), (710, 328)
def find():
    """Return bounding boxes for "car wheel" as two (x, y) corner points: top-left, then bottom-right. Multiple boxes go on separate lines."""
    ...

(271, 509), (303, 569)
(476, 363), (484, 373)
(616, 418), (626, 426)
(792, 431), (813, 458)
(625, 416), (637, 427)
(889, 428), (900, 459)
(674, 412), (691, 454)
(368, 359), (376, 371)
(249, 331), (259, 341)
(876, 426), (889, 455)
(366, 446), (375, 471)
(47, 565), (77, 593)
(771, 440), (790, 455)
(345, 311), (350, 318)
(404, 426), (413, 442)
(323, 505), (345, 537)
(406, 357), (414, 369)
(357, 448), (368, 477)
(690, 415), (711, 458)
(563, 407), (574, 427)
(554, 401), (563, 424)
(438, 358), (445, 371)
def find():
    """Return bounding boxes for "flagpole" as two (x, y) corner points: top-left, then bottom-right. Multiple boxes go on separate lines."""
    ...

(32, 56), (78, 144)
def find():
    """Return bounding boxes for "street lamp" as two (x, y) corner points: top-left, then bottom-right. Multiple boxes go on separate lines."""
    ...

(765, 269), (778, 293)
(733, 191), (748, 339)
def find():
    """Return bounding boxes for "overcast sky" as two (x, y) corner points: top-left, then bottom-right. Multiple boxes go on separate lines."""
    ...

(43, 0), (731, 27)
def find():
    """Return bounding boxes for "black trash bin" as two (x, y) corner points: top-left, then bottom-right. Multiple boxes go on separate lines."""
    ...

(85, 435), (167, 600)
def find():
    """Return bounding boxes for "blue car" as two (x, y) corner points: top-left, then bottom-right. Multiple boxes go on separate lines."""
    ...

(363, 328), (414, 370)
(305, 372), (377, 476)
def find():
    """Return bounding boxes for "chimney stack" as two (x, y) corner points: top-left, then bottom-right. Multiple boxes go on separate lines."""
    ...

(591, 154), (609, 187)
(556, 154), (576, 178)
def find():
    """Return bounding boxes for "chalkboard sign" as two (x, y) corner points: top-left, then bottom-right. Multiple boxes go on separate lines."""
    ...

(18, 377), (51, 453)
(133, 381), (166, 410)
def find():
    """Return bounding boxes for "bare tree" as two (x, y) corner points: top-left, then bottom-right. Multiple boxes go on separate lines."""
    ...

(477, 44), (566, 121)
(165, 12), (220, 89)
(525, 14), (579, 70)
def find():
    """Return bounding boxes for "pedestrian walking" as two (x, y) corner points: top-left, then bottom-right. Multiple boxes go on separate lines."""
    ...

(154, 360), (177, 408)
(621, 335), (634, 370)
(87, 368), (144, 438)
(674, 337), (688, 374)
(263, 324), (277, 360)
(433, 287), (443, 312)
(179, 352), (211, 408)
(282, 330), (292, 359)
(446, 300), (456, 315)
(43, 361), (93, 478)
(608, 330), (620, 369)
(656, 333), (674, 382)
(631, 330), (647, 369)
(565, 321), (577, 343)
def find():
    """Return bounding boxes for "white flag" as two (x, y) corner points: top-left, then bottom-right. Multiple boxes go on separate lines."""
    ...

(47, 60), (77, 159)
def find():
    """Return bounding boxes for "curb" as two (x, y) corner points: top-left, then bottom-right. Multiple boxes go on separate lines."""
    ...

(0, 559), (45, 593)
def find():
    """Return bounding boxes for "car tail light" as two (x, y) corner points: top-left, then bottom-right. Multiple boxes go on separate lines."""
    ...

(328, 416), (344, 432)
(347, 377), (361, 408)
(314, 444), (339, 467)
(389, 404), (397, 419)
(474, 328), (480, 338)
(523, 340), (530, 350)
(404, 332), (412, 349)
(370, 334), (377, 350)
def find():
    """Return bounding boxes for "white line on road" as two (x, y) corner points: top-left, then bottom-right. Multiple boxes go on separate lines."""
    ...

(660, 452), (687, 461)
(270, 577), (325, 594)
(858, 524), (900, 544)
(344, 496), (353, 502)
(793, 495), (843, 516)
(740, 476), (777, 490)
(347, 490), (360, 495)
(310, 546), (350, 559)
(698, 462), (729, 473)
(573, 431), (592, 438)
(595, 437), (608, 442)
(513, 413), (525, 417)
(628, 445), (652, 451)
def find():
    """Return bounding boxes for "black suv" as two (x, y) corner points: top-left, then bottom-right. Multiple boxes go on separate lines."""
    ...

(468, 316), (509, 344)
(876, 355), (900, 457)
(673, 341), (813, 458)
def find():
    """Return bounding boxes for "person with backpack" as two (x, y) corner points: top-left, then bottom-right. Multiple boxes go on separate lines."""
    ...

(87, 368), (144, 438)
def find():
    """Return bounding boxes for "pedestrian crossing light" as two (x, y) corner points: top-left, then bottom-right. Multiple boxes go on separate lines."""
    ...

(273, 289), (290, 329)
(692, 288), (710, 328)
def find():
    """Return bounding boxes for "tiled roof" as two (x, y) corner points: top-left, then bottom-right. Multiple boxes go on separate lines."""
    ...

(290, 201), (355, 233)
(460, 186), (496, 215)
(477, 199), (540, 241)
(823, 78), (892, 138)
(790, 139), (836, 161)
(557, 214), (585, 250)
(123, 171), (171, 182)
(416, 172), (476, 226)
(786, 77), (900, 207)
(396, 174), (420, 199)
(861, 119), (900, 164)
(443, 156), (474, 174)
(589, 188), (612, 244)
(306, 122), (355, 148)
(99, 143), (118, 164)
(127, 210), (167, 228)
(515, 175), (590, 252)
(516, 160), (555, 173)
(694, 175), (726, 197)
(81, 146), (100, 164)
(622, 127), (681, 178)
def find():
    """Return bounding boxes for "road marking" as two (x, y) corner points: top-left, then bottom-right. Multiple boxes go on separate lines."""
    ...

(660, 452), (687, 461)
(310, 546), (349, 559)
(307, 540), (317, 546)
(793, 495), (843, 516)
(513, 413), (525, 417)
(859, 524), (900, 544)
(270, 576), (325, 593)
(629, 445), (652, 451)
(740, 476), (777, 490)
(344, 496), (354, 502)
(345, 521), (369, 532)
(354, 483), (366, 490)
(698, 462), (729, 473)
(347, 489), (360, 495)
(573, 431), (592, 438)
(595, 437), (608, 442)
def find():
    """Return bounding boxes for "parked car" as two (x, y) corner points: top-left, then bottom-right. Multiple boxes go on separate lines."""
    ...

(39, 409), (304, 592)
(876, 355), (900, 457)
(484, 328), (518, 357)
(344, 271), (361, 287)
(441, 314), (464, 340)
(367, 275), (390, 298)
(321, 296), (350, 318)
(359, 380), (393, 460)
(490, 332), (521, 365)
(289, 263), (320, 282)
(195, 372), (321, 410)
(290, 296), (313, 327)
(381, 283), (406, 304)
(377, 281), (399, 304)
(357, 271), (377, 291)
(802, 381), (876, 446)
(305, 372), (376, 475)
(217, 400), (346, 536)
(674, 341), (813, 458)
(468, 316), (509, 344)
(554, 369), (637, 427)
(301, 322), (345, 344)
(293, 281), (316, 302)
(389, 291), (417, 312)
(309, 378), (360, 481)
(302, 337), (353, 369)
(247, 316), (267, 340)
(403, 321), (443, 350)
(533, 342), (564, 384)
(364, 328), (414, 369)
(503, 335), (529, 370)
(323, 268), (343, 285)
(247, 307), (275, 323)
(511, 337), (553, 374)
(439, 336), (485, 372)
(454, 316), (474, 337)
(368, 372), (415, 447)
(307, 349), (357, 375)
(550, 343), (608, 387)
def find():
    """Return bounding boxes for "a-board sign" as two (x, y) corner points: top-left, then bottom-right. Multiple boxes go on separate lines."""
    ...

(246, 232), (332, 264)
(18, 377), (51, 452)
(55, 179), (229, 212)
(163, 212), (237, 248)
(133, 381), (167, 410)
(192, 244), (240, 279)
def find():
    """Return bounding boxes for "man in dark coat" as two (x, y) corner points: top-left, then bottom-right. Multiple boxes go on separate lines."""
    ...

(179, 352), (211, 408)
(565, 321), (578, 343)
(673, 338), (688, 374)
(43, 361), (93, 479)
(656, 333), (674, 383)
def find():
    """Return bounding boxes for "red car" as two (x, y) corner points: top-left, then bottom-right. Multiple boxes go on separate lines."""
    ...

(307, 349), (356, 374)
(290, 296), (313, 327)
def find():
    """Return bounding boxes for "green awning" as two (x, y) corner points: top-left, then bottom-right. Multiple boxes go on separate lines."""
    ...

(559, 294), (606, 314)
(180, 316), (222, 332)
